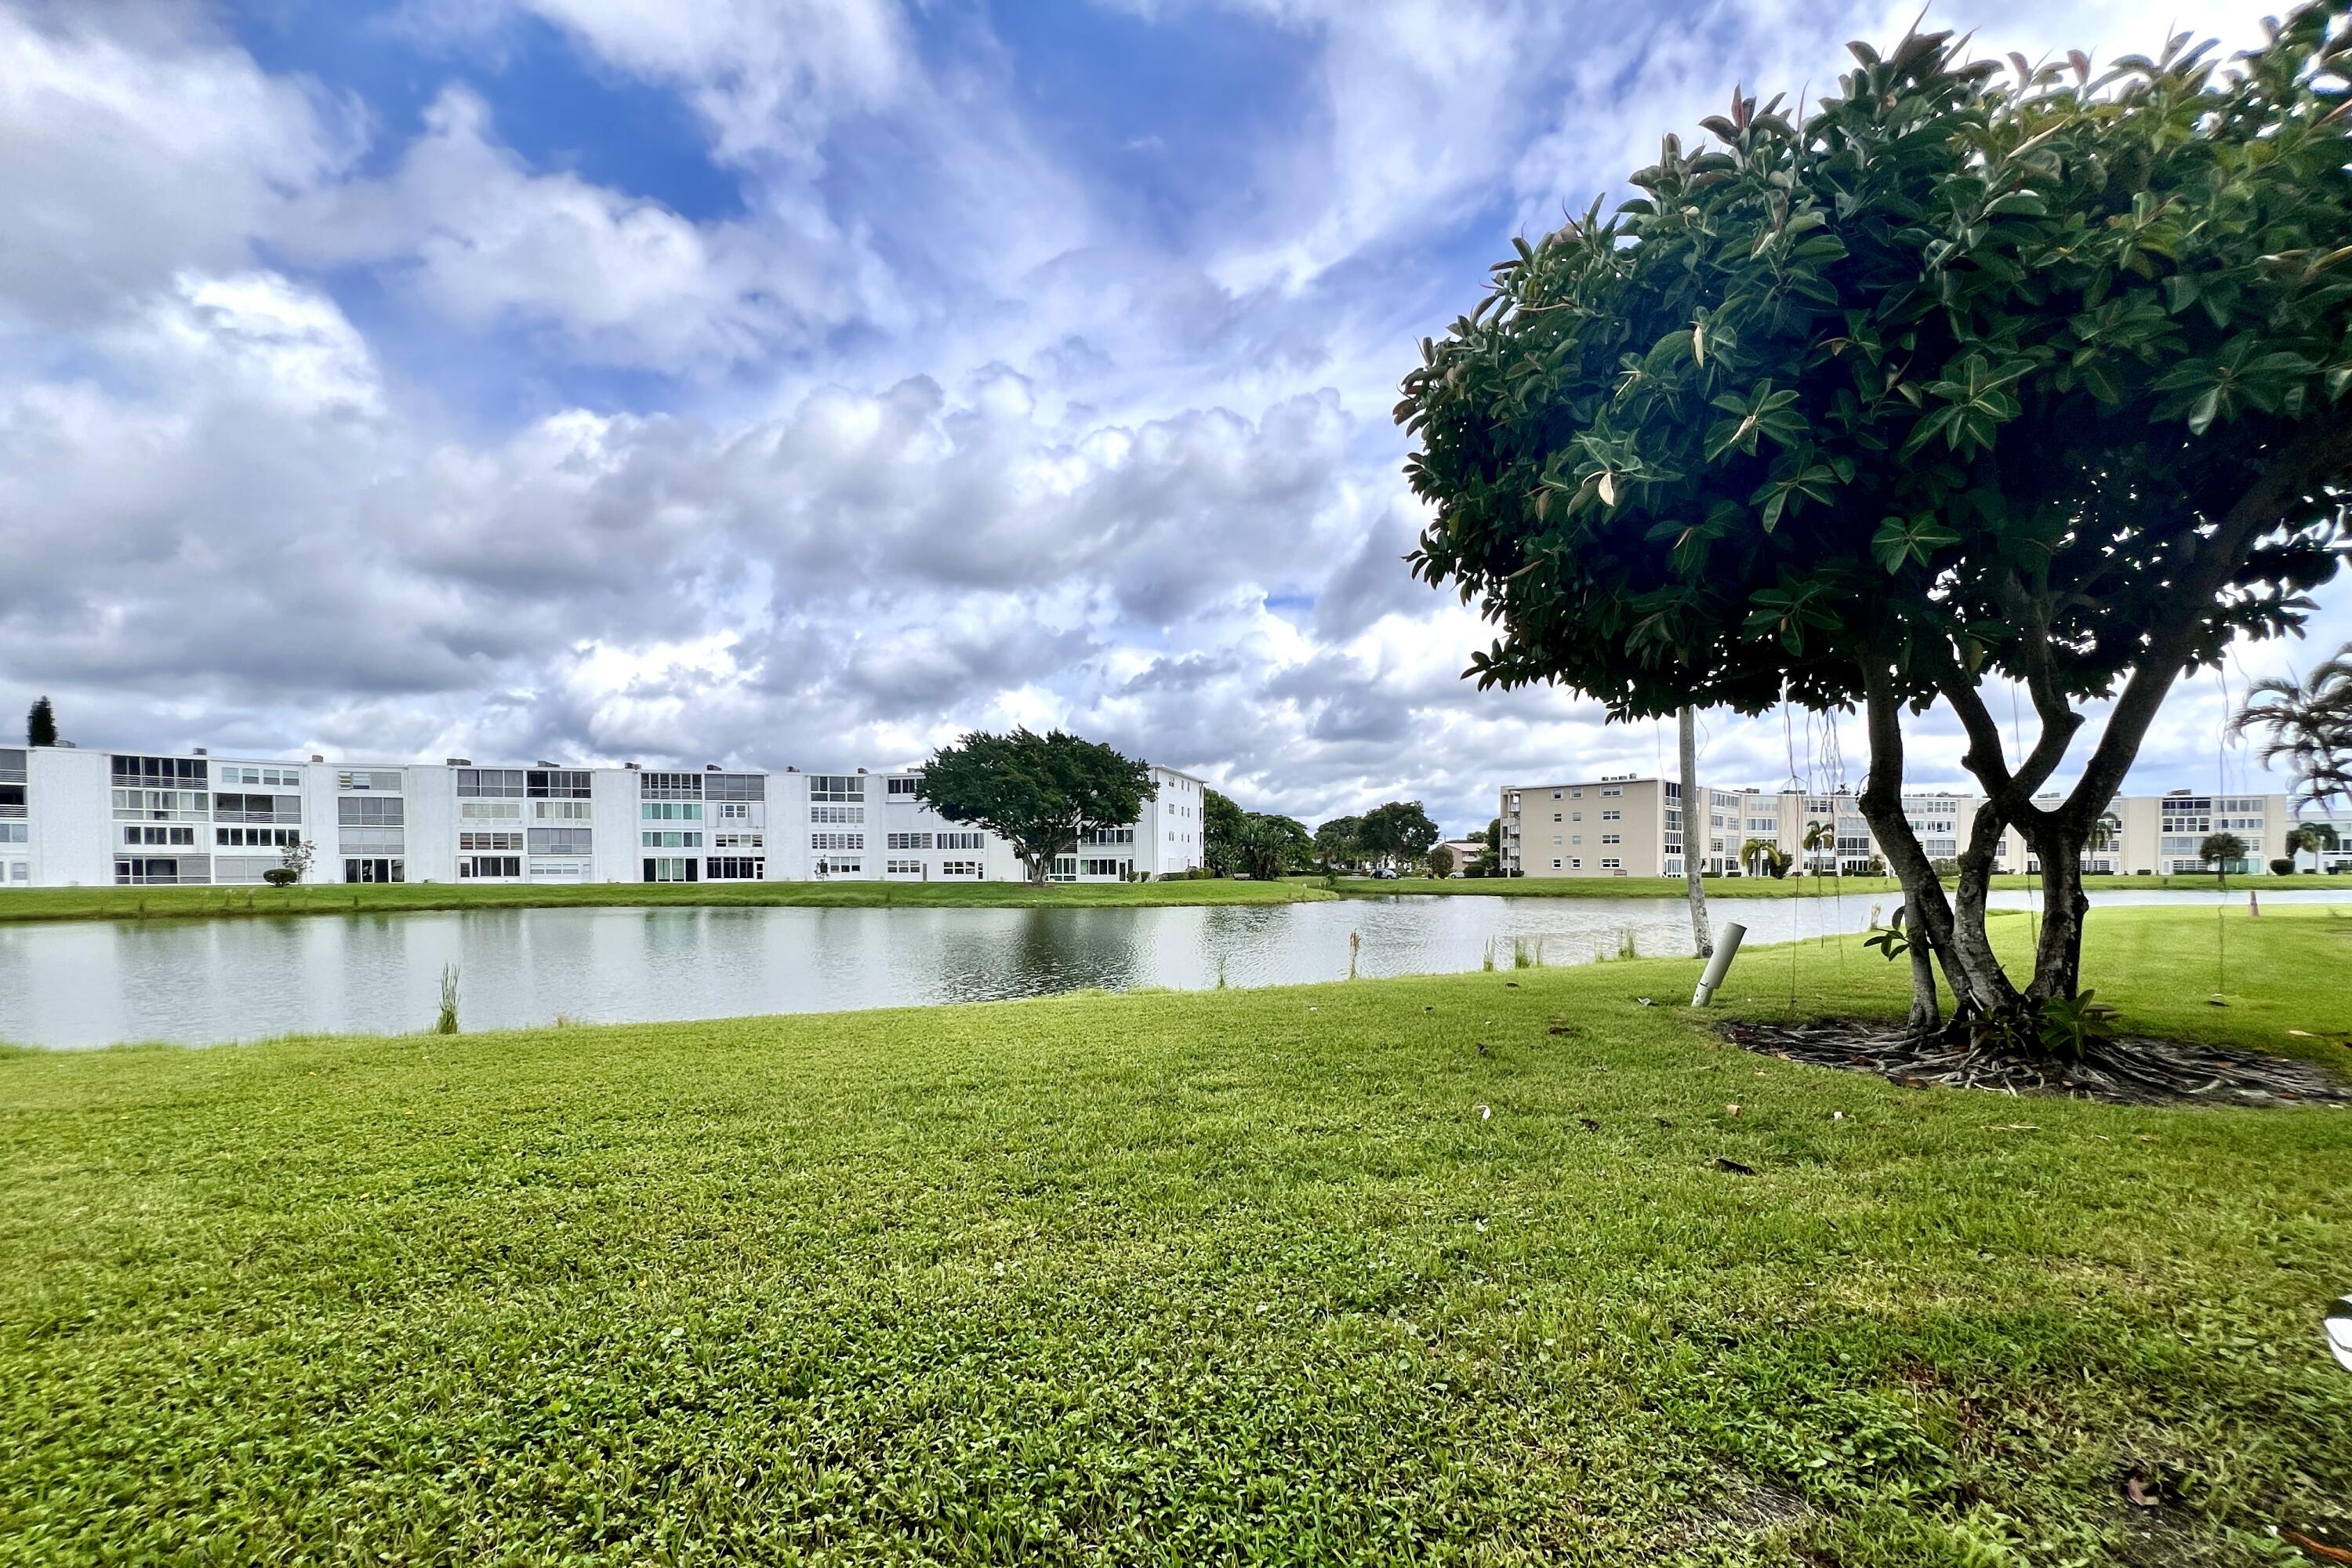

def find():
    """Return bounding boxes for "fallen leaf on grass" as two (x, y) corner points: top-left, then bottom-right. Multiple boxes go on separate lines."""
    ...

(2122, 1470), (2158, 1509)
(1713, 1157), (1758, 1175)
(1477, 1105), (1493, 1121)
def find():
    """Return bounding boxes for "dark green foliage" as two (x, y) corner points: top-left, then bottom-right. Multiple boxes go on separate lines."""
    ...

(1203, 788), (1250, 874)
(1312, 814), (1363, 869)
(919, 728), (1156, 884)
(24, 697), (55, 749)
(1398, 6), (2352, 1015)
(2201, 830), (2251, 885)
(1357, 800), (1440, 866)
(1232, 811), (1312, 880)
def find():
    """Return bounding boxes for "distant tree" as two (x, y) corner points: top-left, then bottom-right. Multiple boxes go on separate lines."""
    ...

(25, 696), (56, 748)
(2199, 831), (2250, 887)
(1357, 800), (1440, 869)
(1764, 846), (1795, 880)
(1313, 815), (1364, 870)
(1399, 9), (2352, 1037)
(1429, 844), (1456, 879)
(920, 729), (1156, 886)
(1737, 837), (1777, 877)
(1484, 816), (1501, 868)
(2282, 822), (2328, 873)
(263, 838), (315, 888)
(2234, 643), (2352, 816)
(1202, 788), (1250, 876)
(1235, 812), (1312, 880)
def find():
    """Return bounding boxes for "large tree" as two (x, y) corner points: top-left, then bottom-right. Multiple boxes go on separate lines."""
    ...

(1399, 10), (2352, 1039)
(1202, 787), (1250, 876)
(25, 696), (56, 748)
(1234, 811), (1312, 880)
(919, 729), (1156, 886)
(1313, 815), (1364, 870)
(1357, 800), (1441, 869)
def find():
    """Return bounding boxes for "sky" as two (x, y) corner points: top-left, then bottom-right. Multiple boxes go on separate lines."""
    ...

(1, 0), (2341, 837)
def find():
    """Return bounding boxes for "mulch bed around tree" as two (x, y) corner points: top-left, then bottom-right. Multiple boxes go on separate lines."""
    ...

(1719, 1019), (2352, 1108)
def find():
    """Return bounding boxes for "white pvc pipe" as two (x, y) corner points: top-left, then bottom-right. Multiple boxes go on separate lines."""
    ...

(1690, 922), (1747, 1007)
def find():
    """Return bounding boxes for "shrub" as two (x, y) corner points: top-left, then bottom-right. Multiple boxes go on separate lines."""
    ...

(262, 869), (299, 887)
(2269, 857), (2296, 876)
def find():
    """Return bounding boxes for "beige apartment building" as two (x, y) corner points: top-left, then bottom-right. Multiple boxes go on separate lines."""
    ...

(1497, 776), (2341, 879)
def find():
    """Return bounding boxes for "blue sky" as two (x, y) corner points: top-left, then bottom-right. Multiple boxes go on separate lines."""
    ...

(0, 0), (2333, 833)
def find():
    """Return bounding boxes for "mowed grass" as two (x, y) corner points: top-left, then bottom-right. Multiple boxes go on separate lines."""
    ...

(0, 873), (1332, 927)
(2, 908), (2349, 1565)
(1325, 872), (2352, 898)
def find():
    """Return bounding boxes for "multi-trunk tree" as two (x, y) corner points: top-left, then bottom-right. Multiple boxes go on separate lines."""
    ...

(1399, 9), (2352, 1040)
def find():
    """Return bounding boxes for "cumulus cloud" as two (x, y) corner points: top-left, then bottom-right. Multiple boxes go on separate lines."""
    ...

(0, 0), (2343, 837)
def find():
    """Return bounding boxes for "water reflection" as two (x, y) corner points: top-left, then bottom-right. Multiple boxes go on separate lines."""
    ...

(0, 887), (2339, 1049)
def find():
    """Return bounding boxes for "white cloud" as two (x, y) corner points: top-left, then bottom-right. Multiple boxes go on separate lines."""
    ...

(0, 4), (359, 325)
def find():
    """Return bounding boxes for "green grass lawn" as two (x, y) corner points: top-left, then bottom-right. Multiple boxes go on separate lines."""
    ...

(1326, 872), (2352, 898)
(4, 907), (2349, 1565)
(0, 873), (1333, 927)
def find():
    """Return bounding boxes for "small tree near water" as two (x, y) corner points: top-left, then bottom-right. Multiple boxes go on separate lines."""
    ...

(1398, 10), (2352, 1042)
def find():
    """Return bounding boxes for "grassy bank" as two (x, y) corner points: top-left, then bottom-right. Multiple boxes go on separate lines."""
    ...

(1327, 871), (2352, 898)
(0, 873), (1334, 927)
(4, 907), (2349, 1564)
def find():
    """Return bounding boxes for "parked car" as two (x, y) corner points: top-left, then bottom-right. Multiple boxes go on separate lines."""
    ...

(1370, 866), (1399, 880)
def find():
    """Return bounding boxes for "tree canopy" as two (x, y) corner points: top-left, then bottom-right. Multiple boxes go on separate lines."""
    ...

(1398, 7), (2352, 1029)
(1357, 800), (1441, 866)
(918, 729), (1156, 885)
(25, 697), (56, 748)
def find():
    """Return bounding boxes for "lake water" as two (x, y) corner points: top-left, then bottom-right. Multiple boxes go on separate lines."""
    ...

(0, 887), (2341, 1049)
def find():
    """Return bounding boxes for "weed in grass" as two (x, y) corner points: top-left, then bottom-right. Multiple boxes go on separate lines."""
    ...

(434, 965), (459, 1035)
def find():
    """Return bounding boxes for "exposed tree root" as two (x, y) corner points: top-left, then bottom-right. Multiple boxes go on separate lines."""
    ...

(1719, 1018), (2350, 1108)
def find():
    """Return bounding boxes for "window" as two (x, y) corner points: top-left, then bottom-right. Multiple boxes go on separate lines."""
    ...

(0, 749), (23, 784)
(706, 856), (766, 880)
(887, 833), (932, 850)
(0, 822), (27, 844)
(533, 800), (592, 821)
(937, 832), (983, 851)
(641, 831), (703, 848)
(112, 788), (209, 822)
(887, 775), (922, 796)
(1600, 809), (1621, 821)
(337, 769), (401, 793)
(342, 857), (405, 883)
(0, 782), (20, 819)
(216, 826), (300, 848)
(1599, 786), (1621, 797)
(459, 800), (523, 822)
(1601, 857), (1623, 869)
(887, 858), (924, 875)
(641, 802), (703, 822)
(810, 775), (864, 803)
(1080, 826), (1134, 844)
(706, 774), (766, 802)
(1049, 856), (1077, 883)
(528, 828), (593, 855)
(113, 755), (207, 786)
(715, 801), (751, 820)
(338, 797), (405, 826)
(115, 856), (206, 884)
(1600, 833), (1621, 845)
(811, 832), (865, 851)
(940, 860), (982, 876)
(712, 832), (764, 850)
(810, 804), (864, 824)
(123, 826), (196, 846)
(1570, 858), (1582, 869)
(527, 769), (591, 799)
(644, 857), (698, 883)
(213, 793), (301, 823)
(641, 771), (702, 801)
(459, 831), (524, 851)
(218, 764), (301, 787)
(530, 860), (588, 880)
(456, 855), (522, 878)
(456, 768), (525, 798)
(1081, 858), (1123, 877)
(1551, 857), (1563, 869)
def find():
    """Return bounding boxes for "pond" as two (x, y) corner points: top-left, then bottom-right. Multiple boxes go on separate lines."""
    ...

(0, 887), (2340, 1049)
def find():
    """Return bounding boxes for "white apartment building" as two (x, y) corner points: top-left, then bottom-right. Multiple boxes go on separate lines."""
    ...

(1497, 774), (2346, 880)
(0, 745), (1207, 889)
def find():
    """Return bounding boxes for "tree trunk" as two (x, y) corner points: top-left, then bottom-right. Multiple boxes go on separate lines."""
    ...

(1679, 706), (1711, 959)
(1906, 929), (1940, 1031)
(1859, 666), (2018, 1024)
(2023, 824), (2089, 1003)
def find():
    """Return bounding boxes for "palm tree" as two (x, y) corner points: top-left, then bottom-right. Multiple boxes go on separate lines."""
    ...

(2233, 645), (2352, 815)
(2285, 821), (2341, 873)
(1738, 837), (1777, 877)
(2200, 830), (2249, 888)
(2085, 810), (2121, 873)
